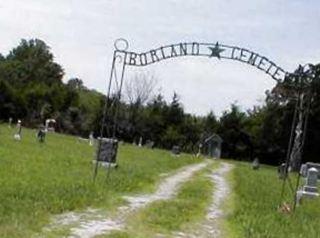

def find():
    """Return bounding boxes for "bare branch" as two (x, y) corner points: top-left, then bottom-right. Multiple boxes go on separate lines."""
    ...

(125, 71), (158, 105)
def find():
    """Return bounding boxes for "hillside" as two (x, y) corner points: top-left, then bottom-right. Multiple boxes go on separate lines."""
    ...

(0, 124), (200, 237)
(0, 124), (320, 238)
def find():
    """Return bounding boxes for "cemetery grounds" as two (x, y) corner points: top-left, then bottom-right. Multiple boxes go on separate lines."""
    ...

(0, 124), (320, 238)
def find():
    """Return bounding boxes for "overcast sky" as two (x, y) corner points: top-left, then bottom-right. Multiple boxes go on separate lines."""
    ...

(0, 0), (319, 116)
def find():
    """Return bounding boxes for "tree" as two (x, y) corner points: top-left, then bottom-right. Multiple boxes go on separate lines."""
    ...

(67, 78), (84, 91)
(218, 104), (248, 159)
(124, 71), (158, 106)
(5, 39), (64, 86)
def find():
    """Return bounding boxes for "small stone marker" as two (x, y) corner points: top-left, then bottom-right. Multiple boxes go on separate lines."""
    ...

(138, 136), (143, 147)
(145, 140), (155, 149)
(196, 143), (203, 157)
(8, 117), (12, 128)
(14, 120), (22, 141)
(252, 158), (260, 170)
(296, 167), (319, 204)
(172, 145), (180, 156)
(278, 163), (287, 179)
(89, 131), (94, 146)
(37, 126), (46, 143)
(96, 138), (118, 168)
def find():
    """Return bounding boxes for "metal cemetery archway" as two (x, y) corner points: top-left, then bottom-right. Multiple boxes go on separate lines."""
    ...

(96, 39), (314, 211)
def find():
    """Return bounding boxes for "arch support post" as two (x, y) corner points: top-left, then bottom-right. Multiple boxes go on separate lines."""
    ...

(279, 64), (315, 211)
(94, 40), (128, 181)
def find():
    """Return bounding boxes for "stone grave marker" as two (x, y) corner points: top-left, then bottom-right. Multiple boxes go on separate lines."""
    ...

(305, 168), (318, 193)
(8, 117), (12, 128)
(89, 131), (94, 146)
(300, 162), (320, 179)
(45, 119), (56, 132)
(296, 167), (319, 204)
(37, 125), (46, 143)
(14, 120), (22, 141)
(278, 163), (287, 179)
(138, 136), (143, 147)
(172, 145), (180, 156)
(196, 143), (203, 157)
(96, 138), (118, 168)
(252, 158), (260, 170)
(145, 140), (155, 149)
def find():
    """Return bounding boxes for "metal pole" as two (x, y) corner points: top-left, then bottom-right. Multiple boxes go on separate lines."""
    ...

(279, 94), (299, 205)
(293, 88), (312, 211)
(93, 50), (117, 181)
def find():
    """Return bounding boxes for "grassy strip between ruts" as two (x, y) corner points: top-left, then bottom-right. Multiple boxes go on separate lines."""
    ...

(0, 124), (201, 238)
(225, 161), (320, 238)
(102, 162), (217, 238)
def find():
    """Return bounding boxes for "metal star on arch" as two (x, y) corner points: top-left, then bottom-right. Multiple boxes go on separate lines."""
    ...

(208, 42), (225, 59)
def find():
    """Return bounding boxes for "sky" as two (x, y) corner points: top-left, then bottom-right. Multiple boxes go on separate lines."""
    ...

(0, 0), (319, 116)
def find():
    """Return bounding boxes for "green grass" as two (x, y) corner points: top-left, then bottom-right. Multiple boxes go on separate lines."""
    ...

(4, 122), (319, 238)
(113, 164), (216, 238)
(0, 124), (200, 238)
(226, 162), (320, 238)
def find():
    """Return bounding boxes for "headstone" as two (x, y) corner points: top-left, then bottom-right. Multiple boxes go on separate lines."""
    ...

(96, 138), (118, 167)
(8, 117), (12, 128)
(196, 143), (203, 157)
(296, 167), (319, 204)
(45, 119), (56, 132)
(89, 132), (94, 146)
(300, 162), (320, 179)
(278, 163), (287, 179)
(145, 140), (155, 149)
(172, 145), (180, 156)
(252, 158), (260, 170)
(37, 126), (46, 143)
(14, 120), (22, 141)
(138, 136), (143, 147)
(304, 168), (318, 193)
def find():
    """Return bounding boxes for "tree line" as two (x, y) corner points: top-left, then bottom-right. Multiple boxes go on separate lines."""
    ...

(0, 39), (319, 165)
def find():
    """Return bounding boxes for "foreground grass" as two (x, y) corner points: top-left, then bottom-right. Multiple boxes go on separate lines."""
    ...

(105, 163), (216, 238)
(227, 162), (320, 238)
(0, 124), (200, 238)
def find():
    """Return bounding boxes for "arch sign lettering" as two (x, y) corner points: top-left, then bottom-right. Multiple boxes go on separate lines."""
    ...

(97, 39), (314, 212)
(125, 42), (287, 81)
(109, 39), (288, 93)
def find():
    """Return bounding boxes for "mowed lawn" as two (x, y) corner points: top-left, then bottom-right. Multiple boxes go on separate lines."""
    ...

(0, 124), (200, 238)
(2, 123), (320, 238)
(227, 162), (320, 238)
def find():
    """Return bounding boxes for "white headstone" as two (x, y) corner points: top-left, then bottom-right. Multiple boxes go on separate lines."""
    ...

(252, 158), (260, 170)
(304, 167), (318, 193)
(296, 167), (319, 204)
(14, 120), (22, 140)
(89, 132), (94, 146)
(196, 143), (203, 157)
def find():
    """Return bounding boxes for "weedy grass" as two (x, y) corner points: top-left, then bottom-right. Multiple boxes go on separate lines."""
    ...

(0, 124), (200, 238)
(226, 161), (320, 238)
(114, 164), (216, 238)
